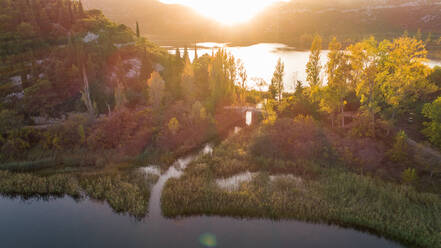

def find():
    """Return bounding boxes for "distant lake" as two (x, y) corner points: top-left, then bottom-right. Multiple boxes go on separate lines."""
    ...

(166, 42), (441, 92)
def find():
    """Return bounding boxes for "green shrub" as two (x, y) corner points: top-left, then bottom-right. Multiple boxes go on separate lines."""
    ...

(401, 168), (418, 184)
(0, 109), (23, 135)
(422, 97), (441, 148)
(1, 128), (41, 161)
(388, 130), (410, 162)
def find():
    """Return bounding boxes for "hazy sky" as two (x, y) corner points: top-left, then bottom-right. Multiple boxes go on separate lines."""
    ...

(159, 0), (289, 25)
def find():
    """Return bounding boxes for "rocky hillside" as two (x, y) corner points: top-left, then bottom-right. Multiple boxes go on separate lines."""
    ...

(0, 0), (167, 119)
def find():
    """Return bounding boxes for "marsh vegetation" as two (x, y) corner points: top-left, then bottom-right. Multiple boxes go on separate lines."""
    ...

(162, 126), (441, 248)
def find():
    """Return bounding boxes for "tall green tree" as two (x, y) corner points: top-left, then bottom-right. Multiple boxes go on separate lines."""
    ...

(208, 49), (236, 110)
(194, 44), (198, 60)
(78, 0), (84, 17)
(322, 37), (351, 128)
(136, 21), (140, 38)
(175, 48), (181, 60)
(181, 60), (196, 103)
(237, 59), (247, 104)
(270, 58), (284, 102)
(349, 37), (381, 135)
(183, 46), (190, 64)
(148, 71), (165, 109)
(306, 34), (322, 102)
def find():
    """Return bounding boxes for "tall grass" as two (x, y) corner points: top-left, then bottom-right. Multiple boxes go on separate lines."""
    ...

(0, 170), (158, 218)
(161, 127), (441, 248)
(0, 171), (81, 198)
(79, 172), (158, 218)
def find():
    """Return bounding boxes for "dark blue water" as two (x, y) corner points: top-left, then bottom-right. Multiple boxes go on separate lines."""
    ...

(0, 195), (403, 248)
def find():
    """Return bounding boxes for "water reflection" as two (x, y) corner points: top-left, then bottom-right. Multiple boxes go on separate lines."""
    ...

(246, 111), (252, 126)
(216, 171), (255, 191)
(148, 143), (214, 220)
(0, 195), (403, 248)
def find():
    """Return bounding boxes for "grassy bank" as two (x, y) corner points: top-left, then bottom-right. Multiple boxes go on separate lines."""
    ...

(161, 126), (441, 248)
(0, 170), (158, 218)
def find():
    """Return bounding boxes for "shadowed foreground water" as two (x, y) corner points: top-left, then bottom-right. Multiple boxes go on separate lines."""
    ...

(0, 196), (403, 248)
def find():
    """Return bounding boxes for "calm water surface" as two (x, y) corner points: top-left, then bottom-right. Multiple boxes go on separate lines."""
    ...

(0, 196), (403, 248)
(168, 42), (441, 92)
(0, 144), (403, 248)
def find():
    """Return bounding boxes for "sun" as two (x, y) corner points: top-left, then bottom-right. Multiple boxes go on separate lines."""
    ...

(159, 0), (289, 25)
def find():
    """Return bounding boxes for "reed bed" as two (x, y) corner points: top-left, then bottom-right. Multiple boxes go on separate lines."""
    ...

(0, 170), (158, 218)
(161, 129), (441, 248)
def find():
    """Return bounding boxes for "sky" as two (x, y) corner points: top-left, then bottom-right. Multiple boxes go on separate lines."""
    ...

(159, 0), (290, 25)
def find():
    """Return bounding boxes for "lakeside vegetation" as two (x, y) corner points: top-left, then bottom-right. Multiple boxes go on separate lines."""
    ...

(162, 124), (441, 248)
(161, 33), (441, 247)
(0, 169), (158, 218)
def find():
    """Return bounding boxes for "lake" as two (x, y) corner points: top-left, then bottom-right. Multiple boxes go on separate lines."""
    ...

(0, 144), (403, 248)
(167, 42), (441, 92)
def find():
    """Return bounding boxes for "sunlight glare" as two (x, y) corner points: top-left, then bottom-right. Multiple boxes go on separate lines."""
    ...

(159, 0), (289, 25)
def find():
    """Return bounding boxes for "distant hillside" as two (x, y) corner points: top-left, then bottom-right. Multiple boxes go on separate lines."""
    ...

(82, 0), (223, 43)
(83, 0), (441, 47)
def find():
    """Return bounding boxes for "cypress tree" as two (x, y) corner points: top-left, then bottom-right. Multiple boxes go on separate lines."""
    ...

(67, 0), (73, 24)
(136, 21), (140, 38)
(183, 45), (189, 63)
(78, 0), (84, 16)
(194, 44), (198, 60)
(175, 48), (181, 60)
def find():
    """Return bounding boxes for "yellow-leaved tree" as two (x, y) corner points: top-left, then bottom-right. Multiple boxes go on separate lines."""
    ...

(377, 36), (437, 119)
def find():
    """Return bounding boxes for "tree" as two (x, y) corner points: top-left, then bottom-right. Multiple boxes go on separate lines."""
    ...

(401, 168), (418, 184)
(425, 32), (432, 45)
(306, 34), (322, 102)
(270, 58), (284, 102)
(183, 46), (190, 64)
(147, 71), (165, 109)
(253, 77), (268, 92)
(181, 60), (196, 103)
(81, 63), (96, 115)
(377, 36), (437, 119)
(0, 110), (23, 135)
(136, 21), (140, 38)
(415, 28), (422, 41)
(349, 37), (381, 135)
(78, 0), (84, 17)
(322, 37), (351, 128)
(67, 0), (74, 25)
(168, 117), (180, 135)
(422, 97), (441, 148)
(208, 49), (237, 110)
(294, 80), (304, 98)
(388, 130), (410, 162)
(428, 66), (441, 88)
(194, 44), (198, 60)
(237, 59), (247, 104)
(175, 48), (181, 60)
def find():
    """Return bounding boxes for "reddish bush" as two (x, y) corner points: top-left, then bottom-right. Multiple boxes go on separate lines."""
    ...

(156, 102), (213, 153)
(251, 116), (331, 161)
(87, 108), (153, 155)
